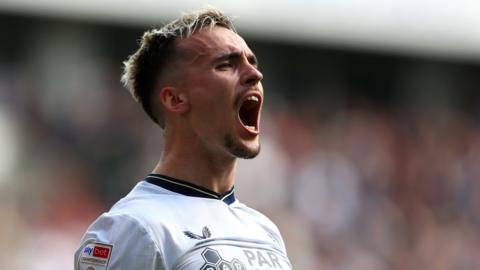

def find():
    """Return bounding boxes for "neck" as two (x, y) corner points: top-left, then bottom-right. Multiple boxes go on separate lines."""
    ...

(152, 128), (236, 194)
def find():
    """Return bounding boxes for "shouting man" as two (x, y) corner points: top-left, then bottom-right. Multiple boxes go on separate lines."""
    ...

(75, 8), (292, 270)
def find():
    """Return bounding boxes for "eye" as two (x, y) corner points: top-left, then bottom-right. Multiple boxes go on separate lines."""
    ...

(248, 56), (258, 68)
(216, 62), (233, 70)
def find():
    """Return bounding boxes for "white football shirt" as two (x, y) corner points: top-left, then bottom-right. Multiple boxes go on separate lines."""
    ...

(75, 174), (292, 270)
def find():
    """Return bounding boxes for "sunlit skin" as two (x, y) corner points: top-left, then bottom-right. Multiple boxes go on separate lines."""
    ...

(152, 26), (264, 194)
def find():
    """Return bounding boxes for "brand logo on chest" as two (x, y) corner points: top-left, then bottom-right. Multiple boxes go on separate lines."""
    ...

(184, 226), (212, 240)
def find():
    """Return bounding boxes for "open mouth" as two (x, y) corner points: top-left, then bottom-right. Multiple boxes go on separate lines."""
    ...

(238, 94), (262, 134)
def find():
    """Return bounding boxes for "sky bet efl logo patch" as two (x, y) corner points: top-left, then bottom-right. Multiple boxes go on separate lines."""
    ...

(77, 242), (113, 270)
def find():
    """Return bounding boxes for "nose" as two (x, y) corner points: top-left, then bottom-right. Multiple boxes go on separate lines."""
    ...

(241, 63), (263, 86)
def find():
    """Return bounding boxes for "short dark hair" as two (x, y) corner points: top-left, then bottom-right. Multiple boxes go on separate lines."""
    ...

(121, 8), (235, 127)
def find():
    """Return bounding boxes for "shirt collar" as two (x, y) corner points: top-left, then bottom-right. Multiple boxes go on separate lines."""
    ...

(145, 174), (236, 205)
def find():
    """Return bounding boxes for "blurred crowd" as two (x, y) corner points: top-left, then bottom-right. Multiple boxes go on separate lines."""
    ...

(1, 18), (480, 270)
(238, 104), (480, 269)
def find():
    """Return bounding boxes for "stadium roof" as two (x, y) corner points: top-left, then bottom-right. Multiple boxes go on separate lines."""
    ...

(2, 0), (480, 62)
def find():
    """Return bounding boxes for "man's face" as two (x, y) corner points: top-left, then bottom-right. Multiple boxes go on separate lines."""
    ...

(175, 26), (264, 159)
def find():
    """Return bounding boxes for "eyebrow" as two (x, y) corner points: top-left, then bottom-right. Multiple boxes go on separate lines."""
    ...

(214, 52), (259, 66)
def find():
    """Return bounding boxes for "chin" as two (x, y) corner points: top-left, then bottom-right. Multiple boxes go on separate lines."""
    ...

(224, 134), (261, 159)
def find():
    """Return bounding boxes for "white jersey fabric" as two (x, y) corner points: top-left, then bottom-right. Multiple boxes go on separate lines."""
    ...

(75, 174), (292, 270)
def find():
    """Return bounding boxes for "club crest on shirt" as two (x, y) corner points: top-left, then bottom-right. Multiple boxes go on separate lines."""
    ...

(184, 226), (212, 240)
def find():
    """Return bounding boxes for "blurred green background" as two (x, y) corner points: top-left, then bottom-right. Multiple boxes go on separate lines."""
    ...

(1, 1), (480, 269)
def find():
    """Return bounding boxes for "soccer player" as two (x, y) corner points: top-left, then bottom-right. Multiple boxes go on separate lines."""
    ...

(75, 8), (292, 270)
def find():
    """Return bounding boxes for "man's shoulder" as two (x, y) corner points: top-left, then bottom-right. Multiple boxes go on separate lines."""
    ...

(76, 181), (177, 267)
(232, 202), (278, 228)
(107, 181), (184, 226)
(231, 201), (287, 250)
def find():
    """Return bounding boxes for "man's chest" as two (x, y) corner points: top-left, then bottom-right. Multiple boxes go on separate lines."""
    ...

(172, 239), (292, 270)
(147, 205), (291, 270)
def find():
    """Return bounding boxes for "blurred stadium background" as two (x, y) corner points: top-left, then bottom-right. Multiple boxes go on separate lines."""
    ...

(1, 1), (480, 269)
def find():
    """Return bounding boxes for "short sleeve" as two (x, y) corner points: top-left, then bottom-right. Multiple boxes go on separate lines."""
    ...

(74, 213), (165, 270)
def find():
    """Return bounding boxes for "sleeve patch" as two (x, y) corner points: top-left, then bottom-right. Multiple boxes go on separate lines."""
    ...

(77, 242), (113, 270)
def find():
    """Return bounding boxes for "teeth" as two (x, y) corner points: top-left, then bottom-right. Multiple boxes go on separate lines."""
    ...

(247, 96), (259, 102)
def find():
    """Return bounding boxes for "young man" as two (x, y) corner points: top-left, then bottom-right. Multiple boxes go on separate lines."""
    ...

(75, 8), (292, 270)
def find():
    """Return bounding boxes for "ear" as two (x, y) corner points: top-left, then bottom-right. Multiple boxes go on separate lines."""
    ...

(159, 86), (189, 114)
